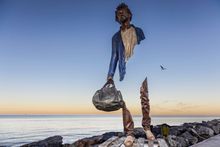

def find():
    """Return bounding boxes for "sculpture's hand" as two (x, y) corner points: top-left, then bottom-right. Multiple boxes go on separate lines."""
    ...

(105, 77), (114, 86)
(107, 76), (113, 81)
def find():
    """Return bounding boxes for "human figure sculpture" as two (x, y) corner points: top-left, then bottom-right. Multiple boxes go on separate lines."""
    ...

(106, 3), (155, 147)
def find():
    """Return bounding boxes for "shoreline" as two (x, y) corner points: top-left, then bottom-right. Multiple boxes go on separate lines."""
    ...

(20, 119), (220, 147)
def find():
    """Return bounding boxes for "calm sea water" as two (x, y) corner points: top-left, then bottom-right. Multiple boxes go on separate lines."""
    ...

(0, 115), (219, 147)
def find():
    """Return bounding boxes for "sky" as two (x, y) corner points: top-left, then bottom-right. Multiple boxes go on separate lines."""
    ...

(0, 0), (220, 116)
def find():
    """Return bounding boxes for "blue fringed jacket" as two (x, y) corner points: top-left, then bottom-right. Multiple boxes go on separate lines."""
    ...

(107, 24), (145, 81)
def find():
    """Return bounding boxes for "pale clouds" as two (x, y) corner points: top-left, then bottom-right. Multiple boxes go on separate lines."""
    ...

(151, 100), (205, 115)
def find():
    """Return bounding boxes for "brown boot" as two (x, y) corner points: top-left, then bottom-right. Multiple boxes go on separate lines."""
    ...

(124, 135), (135, 147)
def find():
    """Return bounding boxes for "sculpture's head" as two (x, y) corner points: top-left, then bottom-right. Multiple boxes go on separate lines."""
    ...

(115, 3), (132, 24)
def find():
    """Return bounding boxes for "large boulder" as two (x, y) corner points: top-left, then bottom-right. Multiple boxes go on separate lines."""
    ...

(206, 120), (220, 135)
(167, 135), (188, 147)
(72, 132), (123, 147)
(21, 136), (63, 147)
(180, 131), (198, 145)
(169, 126), (186, 136)
(187, 128), (206, 142)
(133, 127), (146, 138)
(194, 125), (214, 139)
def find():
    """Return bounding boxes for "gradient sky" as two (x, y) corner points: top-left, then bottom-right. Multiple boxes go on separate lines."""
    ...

(0, 0), (220, 116)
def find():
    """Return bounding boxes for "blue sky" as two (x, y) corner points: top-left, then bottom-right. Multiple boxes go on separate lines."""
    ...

(0, 0), (220, 115)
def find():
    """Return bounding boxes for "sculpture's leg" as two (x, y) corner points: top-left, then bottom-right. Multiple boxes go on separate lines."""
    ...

(122, 101), (135, 147)
(140, 78), (151, 130)
(140, 78), (155, 140)
(122, 100), (134, 136)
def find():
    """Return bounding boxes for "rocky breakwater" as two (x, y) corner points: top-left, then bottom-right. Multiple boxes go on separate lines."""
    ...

(22, 119), (220, 147)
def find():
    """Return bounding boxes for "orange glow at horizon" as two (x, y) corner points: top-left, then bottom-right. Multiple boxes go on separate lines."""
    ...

(1, 103), (220, 116)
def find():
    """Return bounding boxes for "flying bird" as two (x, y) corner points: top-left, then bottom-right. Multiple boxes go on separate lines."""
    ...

(160, 65), (167, 70)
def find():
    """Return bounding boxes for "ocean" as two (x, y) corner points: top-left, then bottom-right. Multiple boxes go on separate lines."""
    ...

(0, 115), (219, 147)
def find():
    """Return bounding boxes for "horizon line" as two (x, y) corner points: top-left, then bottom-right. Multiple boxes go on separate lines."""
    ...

(0, 114), (219, 117)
